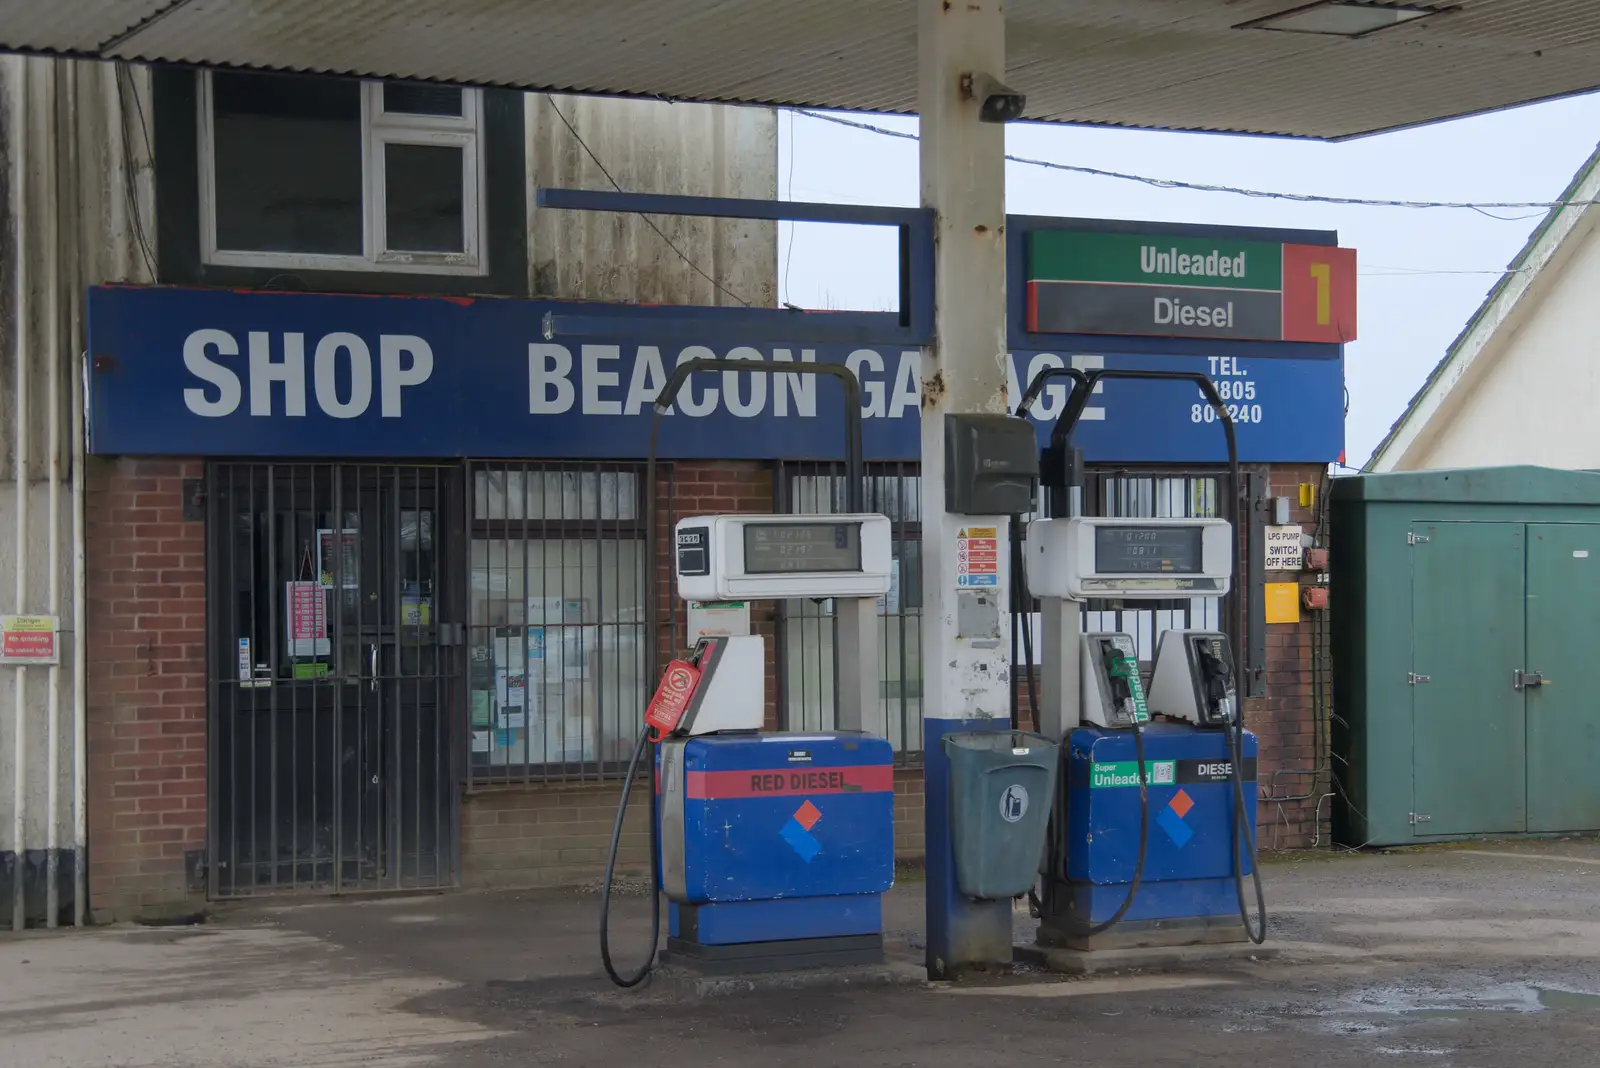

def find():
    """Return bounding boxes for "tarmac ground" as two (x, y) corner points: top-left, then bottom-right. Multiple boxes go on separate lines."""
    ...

(8, 840), (1600, 1067)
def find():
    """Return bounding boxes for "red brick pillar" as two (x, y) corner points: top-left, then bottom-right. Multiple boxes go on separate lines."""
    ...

(85, 458), (209, 921)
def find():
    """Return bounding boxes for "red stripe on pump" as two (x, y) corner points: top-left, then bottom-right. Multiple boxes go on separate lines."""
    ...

(686, 766), (894, 799)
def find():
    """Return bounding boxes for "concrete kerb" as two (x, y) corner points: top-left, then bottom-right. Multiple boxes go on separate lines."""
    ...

(1017, 940), (1282, 977)
(649, 958), (930, 999)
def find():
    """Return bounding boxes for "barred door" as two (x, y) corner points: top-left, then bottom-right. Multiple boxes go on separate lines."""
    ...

(206, 464), (462, 896)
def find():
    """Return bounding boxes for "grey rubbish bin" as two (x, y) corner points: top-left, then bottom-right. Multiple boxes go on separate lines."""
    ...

(943, 729), (1060, 900)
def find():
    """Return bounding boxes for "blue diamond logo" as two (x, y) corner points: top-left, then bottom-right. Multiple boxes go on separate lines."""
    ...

(780, 818), (822, 862)
(1156, 806), (1194, 848)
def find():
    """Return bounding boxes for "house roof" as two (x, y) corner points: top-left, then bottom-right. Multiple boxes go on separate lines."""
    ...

(1365, 139), (1600, 470)
(7, 1), (1600, 140)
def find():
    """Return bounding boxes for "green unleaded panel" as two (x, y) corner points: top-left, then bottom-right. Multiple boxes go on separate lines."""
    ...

(1525, 524), (1600, 832)
(1028, 231), (1283, 290)
(1410, 522), (1526, 836)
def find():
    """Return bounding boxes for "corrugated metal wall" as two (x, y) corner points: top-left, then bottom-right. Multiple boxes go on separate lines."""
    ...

(0, 58), (776, 926)
(528, 94), (777, 307)
(0, 56), (155, 928)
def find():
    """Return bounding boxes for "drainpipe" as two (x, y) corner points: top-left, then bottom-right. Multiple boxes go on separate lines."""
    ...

(65, 60), (86, 930)
(11, 60), (32, 934)
(71, 352), (86, 928)
(44, 62), (62, 929)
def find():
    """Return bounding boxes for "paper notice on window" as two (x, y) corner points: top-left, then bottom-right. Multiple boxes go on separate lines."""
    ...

(528, 597), (564, 625)
(286, 581), (330, 658)
(316, 528), (359, 590)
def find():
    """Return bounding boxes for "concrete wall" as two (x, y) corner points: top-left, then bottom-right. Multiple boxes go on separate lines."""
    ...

(0, 56), (156, 927)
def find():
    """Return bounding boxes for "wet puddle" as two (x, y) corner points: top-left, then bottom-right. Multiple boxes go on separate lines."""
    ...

(1308, 980), (1600, 1038)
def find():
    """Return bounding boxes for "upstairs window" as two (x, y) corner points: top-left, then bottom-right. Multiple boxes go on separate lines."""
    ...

(199, 71), (485, 274)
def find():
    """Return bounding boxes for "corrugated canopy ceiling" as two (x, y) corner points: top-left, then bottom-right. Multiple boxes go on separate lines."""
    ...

(4, 0), (1599, 138)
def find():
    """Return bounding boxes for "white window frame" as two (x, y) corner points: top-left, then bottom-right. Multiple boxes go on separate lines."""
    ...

(198, 74), (487, 275)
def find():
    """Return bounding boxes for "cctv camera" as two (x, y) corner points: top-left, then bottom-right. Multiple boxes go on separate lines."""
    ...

(961, 72), (1026, 124)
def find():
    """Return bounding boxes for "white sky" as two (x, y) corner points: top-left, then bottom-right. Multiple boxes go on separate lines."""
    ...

(776, 95), (1600, 467)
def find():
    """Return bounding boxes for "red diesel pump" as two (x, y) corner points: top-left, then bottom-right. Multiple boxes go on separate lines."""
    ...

(599, 359), (896, 989)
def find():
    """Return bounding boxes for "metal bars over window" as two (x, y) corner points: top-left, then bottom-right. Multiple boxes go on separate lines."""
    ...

(775, 462), (924, 760)
(774, 464), (1235, 759)
(205, 463), (461, 898)
(1075, 468), (1230, 666)
(465, 463), (655, 785)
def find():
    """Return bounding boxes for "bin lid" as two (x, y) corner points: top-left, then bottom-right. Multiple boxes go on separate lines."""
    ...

(943, 730), (1057, 754)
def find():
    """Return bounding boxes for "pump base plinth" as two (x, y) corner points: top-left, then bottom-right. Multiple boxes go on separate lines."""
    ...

(661, 932), (885, 976)
(1018, 938), (1277, 976)
(661, 897), (886, 976)
(1036, 912), (1252, 952)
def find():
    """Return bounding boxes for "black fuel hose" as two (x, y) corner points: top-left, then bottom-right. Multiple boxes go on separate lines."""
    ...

(1225, 724), (1268, 944)
(599, 723), (661, 987)
(1073, 720), (1151, 937)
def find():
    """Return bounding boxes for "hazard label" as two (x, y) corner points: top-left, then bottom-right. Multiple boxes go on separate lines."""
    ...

(956, 527), (999, 588)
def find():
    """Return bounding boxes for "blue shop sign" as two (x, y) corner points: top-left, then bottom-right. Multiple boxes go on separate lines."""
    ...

(86, 286), (1342, 463)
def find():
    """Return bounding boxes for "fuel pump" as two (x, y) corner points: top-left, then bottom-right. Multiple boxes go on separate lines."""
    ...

(1013, 368), (1265, 952)
(600, 359), (898, 988)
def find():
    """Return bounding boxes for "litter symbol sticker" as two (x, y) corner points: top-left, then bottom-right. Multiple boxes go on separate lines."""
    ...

(956, 527), (1000, 588)
(1000, 784), (1029, 823)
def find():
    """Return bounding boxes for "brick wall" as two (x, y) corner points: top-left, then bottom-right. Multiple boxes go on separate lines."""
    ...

(83, 455), (1328, 912)
(86, 458), (208, 921)
(1248, 462), (1331, 850)
(893, 768), (925, 858)
(458, 458), (1335, 891)
(462, 781), (652, 888)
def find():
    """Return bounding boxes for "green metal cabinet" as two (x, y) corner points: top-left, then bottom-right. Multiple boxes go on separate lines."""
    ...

(1332, 467), (1600, 846)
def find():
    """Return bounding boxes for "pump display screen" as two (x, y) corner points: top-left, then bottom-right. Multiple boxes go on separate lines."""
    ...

(743, 523), (862, 574)
(1094, 525), (1204, 574)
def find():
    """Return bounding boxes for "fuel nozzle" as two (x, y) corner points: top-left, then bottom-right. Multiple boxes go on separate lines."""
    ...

(1195, 642), (1235, 723)
(1103, 644), (1137, 720)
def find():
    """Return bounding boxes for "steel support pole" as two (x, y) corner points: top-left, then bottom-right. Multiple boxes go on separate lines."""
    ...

(918, 0), (1013, 979)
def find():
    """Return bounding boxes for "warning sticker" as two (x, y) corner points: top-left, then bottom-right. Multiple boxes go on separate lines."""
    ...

(956, 526), (1000, 588)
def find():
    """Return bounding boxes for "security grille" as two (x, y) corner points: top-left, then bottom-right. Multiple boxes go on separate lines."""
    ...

(463, 462), (664, 785)
(775, 462), (924, 758)
(775, 463), (1237, 758)
(206, 463), (462, 897)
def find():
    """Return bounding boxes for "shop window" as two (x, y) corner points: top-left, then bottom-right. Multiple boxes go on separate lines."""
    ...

(779, 466), (925, 757)
(777, 466), (1230, 757)
(467, 466), (647, 777)
(199, 71), (485, 274)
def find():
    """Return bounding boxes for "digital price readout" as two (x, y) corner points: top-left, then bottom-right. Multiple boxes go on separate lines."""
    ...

(1093, 525), (1204, 575)
(743, 522), (862, 574)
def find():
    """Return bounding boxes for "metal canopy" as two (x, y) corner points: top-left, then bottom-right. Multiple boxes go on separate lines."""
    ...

(4, 0), (1598, 138)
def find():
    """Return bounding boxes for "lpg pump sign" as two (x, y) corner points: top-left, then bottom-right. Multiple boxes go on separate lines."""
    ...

(645, 661), (702, 741)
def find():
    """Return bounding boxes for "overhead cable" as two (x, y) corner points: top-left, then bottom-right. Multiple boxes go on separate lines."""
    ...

(796, 109), (1596, 216)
